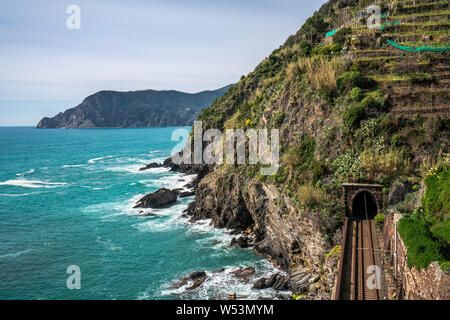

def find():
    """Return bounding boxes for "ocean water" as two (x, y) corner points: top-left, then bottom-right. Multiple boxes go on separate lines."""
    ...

(0, 127), (278, 300)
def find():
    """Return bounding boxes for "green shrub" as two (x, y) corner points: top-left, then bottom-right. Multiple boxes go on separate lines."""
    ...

(398, 217), (445, 269)
(360, 148), (411, 178)
(283, 136), (316, 172)
(375, 214), (385, 226)
(311, 43), (342, 56)
(422, 165), (450, 224)
(272, 110), (285, 127)
(349, 87), (364, 102)
(326, 245), (341, 258)
(271, 166), (289, 184)
(257, 173), (267, 182)
(343, 102), (366, 128)
(332, 150), (361, 178)
(439, 261), (450, 274)
(299, 40), (312, 57)
(391, 133), (404, 147)
(344, 95), (384, 128)
(429, 220), (450, 246)
(332, 27), (351, 46)
(336, 71), (374, 93)
(312, 162), (328, 183)
(300, 14), (330, 44)
(409, 73), (433, 85)
(360, 95), (382, 111)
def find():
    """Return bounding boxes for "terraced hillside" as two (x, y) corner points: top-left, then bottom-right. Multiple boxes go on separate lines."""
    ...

(345, 0), (450, 116)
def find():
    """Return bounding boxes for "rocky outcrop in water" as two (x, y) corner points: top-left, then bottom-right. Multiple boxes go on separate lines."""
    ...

(231, 266), (256, 278)
(139, 162), (164, 171)
(134, 188), (177, 208)
(168, 270), (208, 291)
(230, 236), (251, 248)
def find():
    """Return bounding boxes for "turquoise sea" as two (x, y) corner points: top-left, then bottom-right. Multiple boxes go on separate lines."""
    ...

(0, 127), (276, 300)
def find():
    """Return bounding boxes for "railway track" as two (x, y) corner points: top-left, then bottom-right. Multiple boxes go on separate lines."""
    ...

(335, 218), (380, 300)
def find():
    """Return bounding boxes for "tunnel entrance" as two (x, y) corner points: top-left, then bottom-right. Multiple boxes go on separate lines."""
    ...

(342, 183), (383, 219)
(352, 191), (377, 220)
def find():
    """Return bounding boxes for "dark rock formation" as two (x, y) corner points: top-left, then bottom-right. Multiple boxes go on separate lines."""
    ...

(230, 236), (250, 248)
(185, 270), (208, 290)
(139, 162), (164, 171)
(189, 270), (207, 280)
(173, 188), (195, 198)
(36, 85), (233, 128)
(252, 268), (312, 293)
(168, 270), (208, 291)
(134, 188), (177, 208)
(265, 273), (279, 288)
(186, 278), (207, 290)
(252, 273), (290, 291)
(230, 266), (255, 277)
(252, 278), (268, 289)
(272, 274), (290, 291)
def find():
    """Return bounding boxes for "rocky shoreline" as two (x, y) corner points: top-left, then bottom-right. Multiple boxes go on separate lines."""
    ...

(136, 156), (332, 300)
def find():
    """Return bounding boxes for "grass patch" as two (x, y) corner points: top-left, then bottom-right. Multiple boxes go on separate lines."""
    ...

(297, 183), (325, 209)
(299, 56), (345, 95)
(375, 213), (385, 226)
(398, 216), (445, 269)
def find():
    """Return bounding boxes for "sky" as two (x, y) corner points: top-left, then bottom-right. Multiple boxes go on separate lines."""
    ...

(0, 0), (327, 126)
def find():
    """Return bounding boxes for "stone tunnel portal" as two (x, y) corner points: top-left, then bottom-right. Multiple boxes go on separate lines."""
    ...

(342, 183), (383, 220)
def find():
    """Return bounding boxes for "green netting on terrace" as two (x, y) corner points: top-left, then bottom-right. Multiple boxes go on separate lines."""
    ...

(386, 40), (450, 52)
(380, 21), (400, 32)
(325, 30), (337, 37)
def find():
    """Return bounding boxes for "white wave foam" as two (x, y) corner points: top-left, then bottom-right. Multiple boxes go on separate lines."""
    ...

(160, 263), (283, 300)
(16, 169), (34, 176)
(62, 164), (85, 168)
(132, 202), (188, 232)
(0, 179), (67, 189)
(0, 249), (33, 259)
(96, 236), (122, 251)
(92, 186), (112, 190)
(87, 155), (114, 164)
(141, 173), (197, 190)
(82, 193), (146, 220)
(104, 164), (156, 174)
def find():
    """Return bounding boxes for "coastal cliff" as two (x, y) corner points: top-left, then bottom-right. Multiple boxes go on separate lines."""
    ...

(37, 85), (232, 128)
(167, 0), (449, 299)
(187, 169), (340, 298)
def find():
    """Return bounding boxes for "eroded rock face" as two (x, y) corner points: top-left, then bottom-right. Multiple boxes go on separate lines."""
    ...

(252, 277), (268, 289)
(388, 181), (412, 205)
(134, 188), (177, 208)
(168, 159), (336, 299)
(186, 171), (330, 272)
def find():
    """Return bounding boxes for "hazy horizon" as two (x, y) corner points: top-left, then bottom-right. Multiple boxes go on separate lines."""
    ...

(0, 0), (327, 125)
